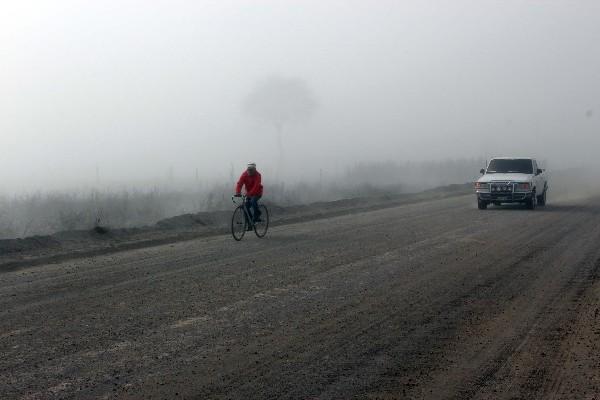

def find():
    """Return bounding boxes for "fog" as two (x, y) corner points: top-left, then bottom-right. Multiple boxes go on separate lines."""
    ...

(2, 1), (600, 194)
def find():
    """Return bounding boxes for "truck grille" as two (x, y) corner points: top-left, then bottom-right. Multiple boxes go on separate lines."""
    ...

(490, 182), (513, 194)
(478, 181), (528, 202)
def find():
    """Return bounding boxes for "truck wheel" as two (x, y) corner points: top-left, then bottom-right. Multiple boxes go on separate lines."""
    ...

(537, 190), (547, 206)
(478, 199), (488, 210)
(526, 192), (537, 210)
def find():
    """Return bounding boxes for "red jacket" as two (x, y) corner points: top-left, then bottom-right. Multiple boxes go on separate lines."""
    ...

(235, 171), (263, 196)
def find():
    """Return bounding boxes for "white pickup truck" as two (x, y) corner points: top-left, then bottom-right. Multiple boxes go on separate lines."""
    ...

(474, 157), (548, 210)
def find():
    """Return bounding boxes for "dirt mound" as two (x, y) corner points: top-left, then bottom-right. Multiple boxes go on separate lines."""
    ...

(0, 183), (472, 269)
(92, 226), (110, 235)
(156, 211), (230, 230)
(0, 235), (61, 255)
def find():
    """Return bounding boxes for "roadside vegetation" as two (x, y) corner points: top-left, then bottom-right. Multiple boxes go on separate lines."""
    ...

(0, 158), (486, 239)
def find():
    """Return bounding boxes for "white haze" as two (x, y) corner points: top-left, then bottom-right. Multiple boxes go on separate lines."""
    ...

(1, 1), (599, 193)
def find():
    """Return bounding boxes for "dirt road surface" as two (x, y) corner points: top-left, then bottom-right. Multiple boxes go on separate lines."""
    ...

(2, 195), (599, 399)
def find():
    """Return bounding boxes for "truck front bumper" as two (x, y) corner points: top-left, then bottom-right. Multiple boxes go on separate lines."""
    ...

(477, 191), (533, 203)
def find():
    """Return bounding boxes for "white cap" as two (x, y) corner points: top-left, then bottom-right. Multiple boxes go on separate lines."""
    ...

(247, 162), (256, 168)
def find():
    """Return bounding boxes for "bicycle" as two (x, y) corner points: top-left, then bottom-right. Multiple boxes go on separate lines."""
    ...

(231, 195), (270, 241)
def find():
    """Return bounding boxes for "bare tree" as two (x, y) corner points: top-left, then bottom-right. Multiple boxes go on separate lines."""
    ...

(243, 76), (317, 180)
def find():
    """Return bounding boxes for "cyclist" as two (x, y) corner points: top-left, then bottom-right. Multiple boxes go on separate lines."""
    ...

(234, 163), (263, 228)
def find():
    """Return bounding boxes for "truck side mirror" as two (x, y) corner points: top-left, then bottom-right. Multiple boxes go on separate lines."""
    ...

(480, 168), (485, 175)
(536, 168), (543, 175)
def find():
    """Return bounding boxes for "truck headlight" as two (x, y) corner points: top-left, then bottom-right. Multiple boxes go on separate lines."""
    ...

(474, 182), (489, 191)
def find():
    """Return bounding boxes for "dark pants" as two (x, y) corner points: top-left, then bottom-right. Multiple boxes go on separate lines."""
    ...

(245, 196), (262, 222)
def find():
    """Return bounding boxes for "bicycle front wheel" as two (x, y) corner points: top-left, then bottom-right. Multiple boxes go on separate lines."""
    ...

(254, 205), (269, 238)
(231, 205), (247, 241)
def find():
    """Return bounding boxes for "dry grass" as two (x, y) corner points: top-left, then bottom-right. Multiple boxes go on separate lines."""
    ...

(0, 159), (486, 239)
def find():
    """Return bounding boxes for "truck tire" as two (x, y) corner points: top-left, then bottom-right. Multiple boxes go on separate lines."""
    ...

(537, 189), (547, 206)
(478, 199), (488, 210)
(526, 191), (537, 210)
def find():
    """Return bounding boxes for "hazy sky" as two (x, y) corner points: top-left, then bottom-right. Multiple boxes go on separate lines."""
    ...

(1, 1), (599, 191)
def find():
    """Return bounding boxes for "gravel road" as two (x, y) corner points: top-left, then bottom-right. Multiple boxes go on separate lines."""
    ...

(2, 195), (599, 399)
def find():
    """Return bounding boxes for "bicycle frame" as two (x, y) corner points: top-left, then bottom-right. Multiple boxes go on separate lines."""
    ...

(232, 195), (255, 228)
(231, 195), (269, 241)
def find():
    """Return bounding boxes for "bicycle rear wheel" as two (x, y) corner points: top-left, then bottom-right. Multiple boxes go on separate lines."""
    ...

(231, 206), (247, 241)
(253, 205), (269, 238)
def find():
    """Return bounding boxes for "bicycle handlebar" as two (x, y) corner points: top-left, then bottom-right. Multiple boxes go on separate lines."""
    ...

(232, 194), (247, 204)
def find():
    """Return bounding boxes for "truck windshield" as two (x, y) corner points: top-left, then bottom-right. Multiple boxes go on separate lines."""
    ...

(486, 159), (533, 174)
